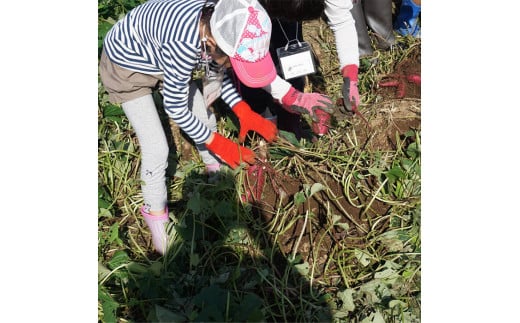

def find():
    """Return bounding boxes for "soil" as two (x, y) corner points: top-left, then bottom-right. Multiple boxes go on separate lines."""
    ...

(172, 23), (421, 281)
(242, 37), (421, 279)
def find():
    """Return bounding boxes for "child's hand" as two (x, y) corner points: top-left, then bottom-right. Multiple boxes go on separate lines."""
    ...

(205, 133), (256, 169)
(280, 87), (334, 122)
(232, 101), (278, 143)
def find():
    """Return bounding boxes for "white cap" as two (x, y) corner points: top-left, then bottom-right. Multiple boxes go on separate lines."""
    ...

(210, 0), (276, 88)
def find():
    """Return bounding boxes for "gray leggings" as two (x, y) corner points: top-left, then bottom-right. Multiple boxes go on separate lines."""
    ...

(122, 83), (219, 212)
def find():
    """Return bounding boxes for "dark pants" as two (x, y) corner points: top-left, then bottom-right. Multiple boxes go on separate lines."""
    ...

(237, 19), (307, 139)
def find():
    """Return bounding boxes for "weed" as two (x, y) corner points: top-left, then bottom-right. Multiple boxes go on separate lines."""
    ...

(98, 3), (421, 322)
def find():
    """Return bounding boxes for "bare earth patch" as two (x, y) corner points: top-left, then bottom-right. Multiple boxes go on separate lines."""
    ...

(243, 42), (421, 279)
(170, 20), (421, 293)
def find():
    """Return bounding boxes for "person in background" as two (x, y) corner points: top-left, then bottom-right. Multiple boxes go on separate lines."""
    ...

(233, 19), (311, 139)
(393, 0), (421, 37)
(243, 0), (360, 129)
(350, 0), (395, 57)
(99, 0), (332, 255)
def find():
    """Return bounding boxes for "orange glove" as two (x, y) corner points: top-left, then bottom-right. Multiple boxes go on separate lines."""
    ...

(232, 101), (278, 143)
(205, 133), (256, 169)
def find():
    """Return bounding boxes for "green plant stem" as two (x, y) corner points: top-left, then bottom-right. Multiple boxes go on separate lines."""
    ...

(290, 210), (309, 262)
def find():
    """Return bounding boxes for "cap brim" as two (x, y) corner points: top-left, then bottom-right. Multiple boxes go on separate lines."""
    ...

(229, 52), (277, 88)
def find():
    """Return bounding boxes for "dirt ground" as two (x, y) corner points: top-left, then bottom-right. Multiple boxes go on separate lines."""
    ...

(241, 38), (421, 278)
(172, 22), (421, 278)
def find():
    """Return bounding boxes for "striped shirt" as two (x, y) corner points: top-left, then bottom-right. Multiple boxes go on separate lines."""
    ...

(103, 0), (241, 144)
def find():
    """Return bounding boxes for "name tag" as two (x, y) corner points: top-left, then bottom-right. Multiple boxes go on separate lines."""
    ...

(276, 41), (316, 80)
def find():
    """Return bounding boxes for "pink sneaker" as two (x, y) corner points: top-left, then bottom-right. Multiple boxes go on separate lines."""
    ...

(140, 206), (169, 255)
(205, 163), (221, 174)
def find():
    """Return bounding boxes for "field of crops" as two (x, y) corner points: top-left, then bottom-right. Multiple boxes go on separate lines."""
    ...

(6, 1), (520, 322)
(98, 1), (421, 322)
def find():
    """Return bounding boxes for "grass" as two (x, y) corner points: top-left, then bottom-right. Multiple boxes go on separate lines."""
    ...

(98, 2), (421, 321)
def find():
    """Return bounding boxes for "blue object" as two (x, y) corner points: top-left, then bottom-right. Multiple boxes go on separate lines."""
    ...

(394, 0), (421, 37)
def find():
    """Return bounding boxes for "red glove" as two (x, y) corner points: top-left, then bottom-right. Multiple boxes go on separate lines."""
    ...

(232, 101), (278, 143)
(341, 64), (360, 113)
(280, 87), (334, 122)
(205, 133), (256, 169)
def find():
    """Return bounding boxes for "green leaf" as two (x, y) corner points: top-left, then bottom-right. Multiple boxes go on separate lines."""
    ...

(210, 271), (230, 284)
(192, 285), (227, 322)
(294, 191), (306, 206)
(294, 261), (310, 276)
(215, 200), (234, 219)
(378, 231), (405, 252)
(353, 170), (364, 179)
(190, 253), (200, 267)
(103, 103), (124, 117)
(256, 268), (269, 282)
(149, 261), (163, 277)
(361, 311), (385, 323)
(225, 117), (238, 132)
(382, 238), (404, 252)
(99, 288), (118, 323)
(193, 285), (228, 307)
(385, 166), (405, 181)
(337, 289), (355, 312)
(360, 57), (373, 70)
(279, 130), (301, 146)
(320, 293), (332, 302)
(233, 293), (264, 322)
(227, 226), (249, 244)
(187, 193), (201, 213)
(310, 182), (326, 197)
(389, 299), (408, 310)
(98, 186), (112, 211)
(402, 267), (416, 280)
(127, 262), (148, 275)
(107, 250), (129, 269)
(105, 116), (123, 124)
(406, 141), (420, 159)
(98, 262), (111, 282)
(98, 19), (115, 49)
(288, 253), (302, 264)
(108, 223), (122, 246)
(332, 214), (349, 230)
(354, 249), (371, 267)
(374, 268), (398, 280)
(368, 166), (383, 178)
(404, 129), (415, 138)
(99, 207), (112, 218)
(98, 197), (111, 210)
(401, 158), (413, 171)
(150, 304), (186, 323)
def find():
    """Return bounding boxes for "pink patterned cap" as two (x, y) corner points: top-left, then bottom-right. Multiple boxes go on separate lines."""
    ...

(210, 0), (276, 88)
